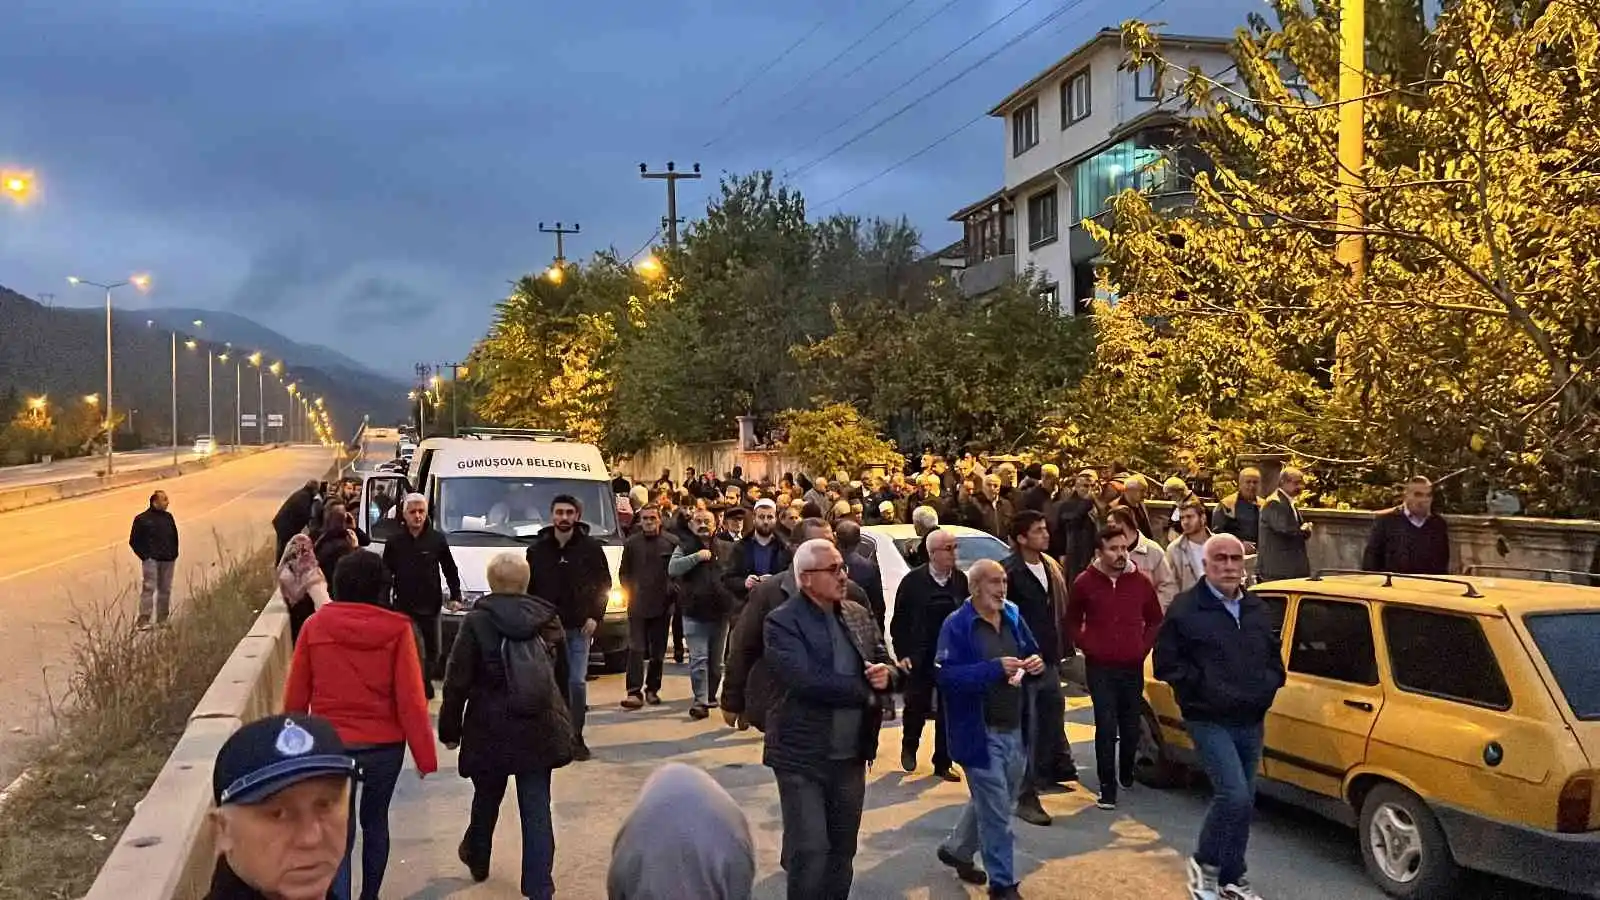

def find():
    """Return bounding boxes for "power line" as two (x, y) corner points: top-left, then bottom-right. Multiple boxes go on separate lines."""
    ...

(623, 229), (661, 263)
(773, 0), (1047, 172)
(703, 0), (922, 150)
(712, 18), (828, 110)
(832, 0), (966, 88)
(787, 0), (1096, 180)
(811, 0), (1168, 212)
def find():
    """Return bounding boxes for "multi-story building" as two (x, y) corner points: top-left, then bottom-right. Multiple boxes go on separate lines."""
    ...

(949, 29), (1236, 310)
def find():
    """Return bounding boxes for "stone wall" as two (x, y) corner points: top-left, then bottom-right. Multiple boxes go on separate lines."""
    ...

(620, 440), (807, 488)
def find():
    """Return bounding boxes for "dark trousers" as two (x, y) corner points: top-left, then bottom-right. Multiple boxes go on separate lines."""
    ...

(670, 603), (685, 660)
(288, 599), (315, 645)
(332, 743), (405, 900)
(625, 613), (669, 696)
(1021, 669), (1075, 799)
(410, 613), (440, 698)
(1086, 661), (1143, 803)
(901, 674), (951, 771)
(775, 760), (867, 900)
(464, 769), (555, 900)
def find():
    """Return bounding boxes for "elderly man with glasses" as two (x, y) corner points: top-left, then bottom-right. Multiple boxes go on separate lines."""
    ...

(762, 538), (900, 900)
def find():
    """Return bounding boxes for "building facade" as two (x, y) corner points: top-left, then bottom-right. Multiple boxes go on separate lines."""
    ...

(949, 29), (1236, 310)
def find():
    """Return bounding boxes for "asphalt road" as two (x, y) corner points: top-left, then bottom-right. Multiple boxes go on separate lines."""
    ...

(0, 445), (337, 782)
(0, 447), (224, 490)
(374, 673), (1579, 900)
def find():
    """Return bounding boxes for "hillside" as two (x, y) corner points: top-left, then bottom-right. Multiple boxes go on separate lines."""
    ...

(140, 307), (403, 384)
(0, 287), (406, 445)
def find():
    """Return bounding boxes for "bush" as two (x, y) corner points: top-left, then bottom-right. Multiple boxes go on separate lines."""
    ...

(777, 403), (899, 477)
(0, 544), (275, 900)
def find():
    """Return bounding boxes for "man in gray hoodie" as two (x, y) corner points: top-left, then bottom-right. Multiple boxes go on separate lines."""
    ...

(607, 763), (755, 900)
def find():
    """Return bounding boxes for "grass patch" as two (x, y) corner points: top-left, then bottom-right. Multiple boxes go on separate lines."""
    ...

(0, 545), (276, 900)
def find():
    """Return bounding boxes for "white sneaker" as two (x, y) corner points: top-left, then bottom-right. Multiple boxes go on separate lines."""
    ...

(1221, 880), (1263, 900)
(1186, 858), (1221, 900)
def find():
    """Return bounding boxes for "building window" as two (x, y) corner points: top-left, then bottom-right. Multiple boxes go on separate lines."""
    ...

(1061, 68), (1091, 126)
(1135, 61), (1163, 101)
(1038, 282), (1059, 311)
(1011, 100), (1038, 156)
(1027, 188), (1058, 248)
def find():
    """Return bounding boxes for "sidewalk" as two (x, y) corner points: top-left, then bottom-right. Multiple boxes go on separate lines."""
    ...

(376, 671), (1190, 899)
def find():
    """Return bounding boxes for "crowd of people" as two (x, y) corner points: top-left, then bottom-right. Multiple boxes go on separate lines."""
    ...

(194, 453), (1459, 900)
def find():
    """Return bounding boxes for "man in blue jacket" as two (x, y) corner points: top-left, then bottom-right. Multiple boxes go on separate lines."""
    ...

(933, 558), (1046, 899)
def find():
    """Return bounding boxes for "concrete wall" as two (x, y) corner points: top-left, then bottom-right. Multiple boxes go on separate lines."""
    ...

(1144, 500), (1600, 580)
(620, 440), (808, 488)
(0, 445), (277, 514)
(82, 596), (293, 900)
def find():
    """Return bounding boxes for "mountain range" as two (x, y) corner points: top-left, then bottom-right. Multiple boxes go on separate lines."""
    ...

(0, 286), (408, 442)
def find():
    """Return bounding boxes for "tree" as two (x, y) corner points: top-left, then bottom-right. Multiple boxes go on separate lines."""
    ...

(777, 403), (899, 476)
(1070, 0), (1600, 513)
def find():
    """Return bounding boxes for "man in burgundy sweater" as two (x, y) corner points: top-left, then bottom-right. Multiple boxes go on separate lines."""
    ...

(1362, 475), (1451, 575)
(1062, 524), (1165, 811)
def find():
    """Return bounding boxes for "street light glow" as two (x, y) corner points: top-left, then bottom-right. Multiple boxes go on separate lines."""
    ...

(130, 273), (152, 291)
(27, 395), (46, 410)
(636, 254), (663, 278)
(269, 361), (283, 375)
(544, 264), (564, 284)
(84, 393), (99, 405)
(248, 352), (262, 366)
(192, 319), (204, 327)
(2, 170), (35, 203)
(185, 339), (197, 350)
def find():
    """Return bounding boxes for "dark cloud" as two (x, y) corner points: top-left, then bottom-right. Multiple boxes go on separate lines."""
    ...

(1, 0), (1255, 373)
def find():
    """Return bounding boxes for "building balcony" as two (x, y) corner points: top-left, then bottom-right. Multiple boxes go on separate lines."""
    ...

(955, 253), (1015, 297)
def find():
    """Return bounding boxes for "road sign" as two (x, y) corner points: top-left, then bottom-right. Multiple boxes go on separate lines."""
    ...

(268, 414), (285, 427)
(240, 414), (257, 427)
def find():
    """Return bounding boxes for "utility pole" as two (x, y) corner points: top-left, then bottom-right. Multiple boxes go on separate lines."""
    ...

(640, 161), (701, 252)
(414, 363), (431, 437)
(538, 221), (580, 264)
(1334, 0), (1366, 280)
(37, 292), (53, 308)
(438, 361), (466, 436)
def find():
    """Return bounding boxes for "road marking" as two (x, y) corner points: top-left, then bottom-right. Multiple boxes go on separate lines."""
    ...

(0, 471), (300, 585)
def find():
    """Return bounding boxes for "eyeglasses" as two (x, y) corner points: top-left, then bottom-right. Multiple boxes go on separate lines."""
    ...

(802, 564), (848, 577)
(1209, 553), (1246, 564)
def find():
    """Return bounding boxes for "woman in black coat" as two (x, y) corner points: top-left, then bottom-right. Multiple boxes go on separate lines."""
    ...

(438, 552), (572, 900)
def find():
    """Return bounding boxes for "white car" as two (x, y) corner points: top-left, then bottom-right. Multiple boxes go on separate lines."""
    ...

(192, 435), (216, 455)
(860, 523), (1011, 655)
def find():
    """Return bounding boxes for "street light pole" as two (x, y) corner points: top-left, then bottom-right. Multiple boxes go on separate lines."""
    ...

(170, 330), (178, 466)
(258, 369), (265, 444)
(67, 274), (150, 475)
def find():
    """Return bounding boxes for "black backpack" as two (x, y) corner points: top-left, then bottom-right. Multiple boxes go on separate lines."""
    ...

(499, 635), (559, 717)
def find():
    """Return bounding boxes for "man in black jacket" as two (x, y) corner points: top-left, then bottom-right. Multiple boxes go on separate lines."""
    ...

(382, 493), (461, 700)
(272, 480), (320, 563)
(1003, 510), (1078, 826)
(130, 490), (179, 628)
(725, 499), (791, 624)
(668, 508), (737, 719)
(619, 506), (678, 709)
(1055, 469), (1100, 579)
(525, 493), (612, 761)
(890, 528), (966, 781)
(1361, 475), (1451, 575)
(764, 538), (898, 900)
(1154, 534), (1285, 900)
(721, 518), (867, 732)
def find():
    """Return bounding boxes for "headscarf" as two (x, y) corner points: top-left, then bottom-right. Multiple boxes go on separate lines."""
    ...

(276, 533), (324, 605)
(607, 763), (754, 900)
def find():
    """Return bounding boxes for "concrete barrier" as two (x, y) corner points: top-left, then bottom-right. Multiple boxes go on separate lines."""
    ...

(0, 445), (279, 514)
(81, 594), (293, 900)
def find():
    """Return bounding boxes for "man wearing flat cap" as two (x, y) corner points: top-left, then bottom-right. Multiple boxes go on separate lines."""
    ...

(206, 714), (358, 900)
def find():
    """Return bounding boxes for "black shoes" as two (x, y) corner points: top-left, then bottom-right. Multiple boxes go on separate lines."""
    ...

(457, 837), (489, 883)
(901, 748), (918, 773)
(644, 690), (661, 706)
(571, 738), (592, 762)
(990, 885), (1023, 899)
(934, 767), (962, 783)
(1015, 792), (1052, 826)
(937, 847), (988, 886)
(689, 704), (710, 720)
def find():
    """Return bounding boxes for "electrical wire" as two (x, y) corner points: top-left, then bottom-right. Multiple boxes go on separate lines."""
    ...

(712, 18), (828, 110)
(773, 0), (1046, 172)
(786, 0), (1097, 180)
(622, 229), (661, 263)
(704, 0), (922, 150)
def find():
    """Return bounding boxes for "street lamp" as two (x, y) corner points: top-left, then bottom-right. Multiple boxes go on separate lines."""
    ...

(2, 169), (35, 205)
(67, 273), (152, 474)
(636, 254), (663, 279)
(190, 319), (214, 443)
(26, 395), (46, 423)
(248, 353), (265, 444)
(147, 319), (181, 465)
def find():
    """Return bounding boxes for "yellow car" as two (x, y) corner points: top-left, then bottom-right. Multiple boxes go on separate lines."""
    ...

(1138, 570), (1600, 898)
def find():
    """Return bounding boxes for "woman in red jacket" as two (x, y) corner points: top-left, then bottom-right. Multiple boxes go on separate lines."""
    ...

(283, 550), (437, 900)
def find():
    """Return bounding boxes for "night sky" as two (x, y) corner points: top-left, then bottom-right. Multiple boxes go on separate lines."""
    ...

(0, 0), (1256, 375)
